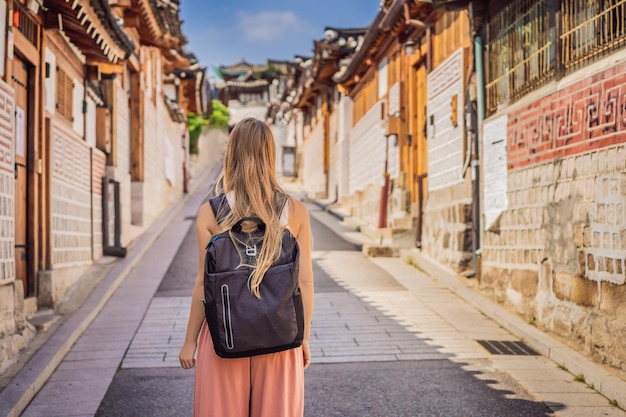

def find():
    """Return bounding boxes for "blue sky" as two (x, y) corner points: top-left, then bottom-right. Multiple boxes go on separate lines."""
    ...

(179, 1), (380, 77)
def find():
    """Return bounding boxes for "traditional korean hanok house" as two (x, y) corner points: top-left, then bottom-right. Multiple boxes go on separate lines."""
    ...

(38, 0), (137, 308)
(265, 59), (298, 177)
(215, 60), (271, 124)
(107, 0), (192, 237)
(293, 27), (366, 200)
(475, 0), (626, 378)
(334, 0), (432, 237)
(274, 56), (311, 179)
(416, 3), (475, 270)
(0, 0), (135, 372)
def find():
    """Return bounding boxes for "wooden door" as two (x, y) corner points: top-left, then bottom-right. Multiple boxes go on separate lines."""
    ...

(13, 55), (30, 295)
(413, 63), (428, 247)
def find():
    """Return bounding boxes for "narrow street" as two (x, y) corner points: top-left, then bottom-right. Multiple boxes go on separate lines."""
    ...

(17, 181), (555, 417)
(93, 202), (553, 417)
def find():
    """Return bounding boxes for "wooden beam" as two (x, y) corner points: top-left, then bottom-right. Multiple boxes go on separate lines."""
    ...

(129, 71), (144, 182)
(123, 9), (141, 28)
(12, 29), (40, 65)
(89, 61), (125, 75)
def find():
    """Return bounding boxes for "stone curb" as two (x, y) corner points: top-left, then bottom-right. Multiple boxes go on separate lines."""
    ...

(0, 162), (221, 417)
(401, 248), (626, 411)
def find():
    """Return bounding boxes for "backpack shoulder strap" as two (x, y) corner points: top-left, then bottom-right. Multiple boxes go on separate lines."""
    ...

(208, 194), (230, 223)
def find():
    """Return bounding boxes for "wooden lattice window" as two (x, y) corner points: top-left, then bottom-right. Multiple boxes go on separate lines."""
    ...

(56, 67), (74, 121)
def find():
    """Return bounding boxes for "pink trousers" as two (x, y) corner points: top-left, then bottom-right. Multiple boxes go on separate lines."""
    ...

(193, 321), (304, 417)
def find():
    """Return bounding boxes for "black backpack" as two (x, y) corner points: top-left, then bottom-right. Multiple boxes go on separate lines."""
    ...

(203, 194), (304, 358)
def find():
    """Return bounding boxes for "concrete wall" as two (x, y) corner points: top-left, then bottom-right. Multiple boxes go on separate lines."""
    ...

(481, 59), (626, 375)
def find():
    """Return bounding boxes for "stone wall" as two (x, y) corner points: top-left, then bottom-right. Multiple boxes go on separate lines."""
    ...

(422, 180), (473, 271)
(481, 60), (626, 375)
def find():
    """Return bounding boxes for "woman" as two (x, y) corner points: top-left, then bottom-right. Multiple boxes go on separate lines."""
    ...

(179, 118), (314, 417)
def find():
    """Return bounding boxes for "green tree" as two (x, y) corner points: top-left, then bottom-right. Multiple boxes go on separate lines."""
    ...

(187, 112), (209, 155)
(208, 99), (230, 130)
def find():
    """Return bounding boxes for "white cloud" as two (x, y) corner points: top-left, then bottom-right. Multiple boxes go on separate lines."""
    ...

(237, 11), (303, 43)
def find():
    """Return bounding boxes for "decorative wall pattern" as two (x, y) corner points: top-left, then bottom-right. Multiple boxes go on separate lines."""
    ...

(0, 80), (13, 174)
(51, 120), (92, 267)
(0, 80), (14, 284)
(508, 62), (626, 169)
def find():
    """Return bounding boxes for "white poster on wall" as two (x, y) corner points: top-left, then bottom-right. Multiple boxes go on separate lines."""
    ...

(482, 115), (509, 230)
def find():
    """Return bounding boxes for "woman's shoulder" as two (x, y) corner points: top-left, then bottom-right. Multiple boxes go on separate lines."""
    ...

(286, 197), (309, 228)
(197, 201), (219, 233)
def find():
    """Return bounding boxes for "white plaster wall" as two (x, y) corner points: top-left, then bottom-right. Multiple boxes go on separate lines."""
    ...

(348, 100), (399, 194)
(302, 120), (326, 197)
(338, 95), (352, 199)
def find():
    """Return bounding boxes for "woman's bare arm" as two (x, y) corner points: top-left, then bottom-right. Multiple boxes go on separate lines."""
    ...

(291, 199), (314, 368)
(179, 203), (216, 369)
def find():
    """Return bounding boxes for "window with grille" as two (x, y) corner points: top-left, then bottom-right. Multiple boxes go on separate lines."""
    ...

(561, 0), (626, 71)
(485, 0), (554, 116)
(56, 67), (74, 122)
(485, 0), (626, 116)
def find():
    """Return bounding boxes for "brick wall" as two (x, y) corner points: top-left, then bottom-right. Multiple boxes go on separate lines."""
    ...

(507, 62), (626, 170)
(481, 60), (626, 374)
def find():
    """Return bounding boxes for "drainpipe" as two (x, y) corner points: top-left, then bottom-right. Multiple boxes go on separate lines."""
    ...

(467, 1), (485, 278)
(378, 134), (391, 229)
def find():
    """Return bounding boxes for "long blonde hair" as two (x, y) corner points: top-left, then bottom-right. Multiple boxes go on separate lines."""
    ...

(215, 118), (289, 298)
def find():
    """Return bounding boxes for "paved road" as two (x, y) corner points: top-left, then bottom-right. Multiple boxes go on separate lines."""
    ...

(94, 204), (553, 417)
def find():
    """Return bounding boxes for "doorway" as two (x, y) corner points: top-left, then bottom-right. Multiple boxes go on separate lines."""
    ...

(12, 54), (32, 296)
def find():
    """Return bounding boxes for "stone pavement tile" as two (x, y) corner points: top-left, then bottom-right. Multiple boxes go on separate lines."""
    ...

(520, 378), (595, 394)
(67, 340), (130, 352)
(63, 349), (126, 361)
(48, 367), (117, 382)
(541, 393), (616, 407)
(554, 407), (626, 417)
(491, 356), (562, 370)
(395, 353), (455, 361)
(55, 357), (120, 371)
(312, 354), (399, 363)
(504, 367), (574, 381)
(28, 377), (111, 405)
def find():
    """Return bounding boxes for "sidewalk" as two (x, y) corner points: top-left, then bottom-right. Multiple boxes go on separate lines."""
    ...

(0, 163), (221, 417)
(304, 191), (626, 417)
